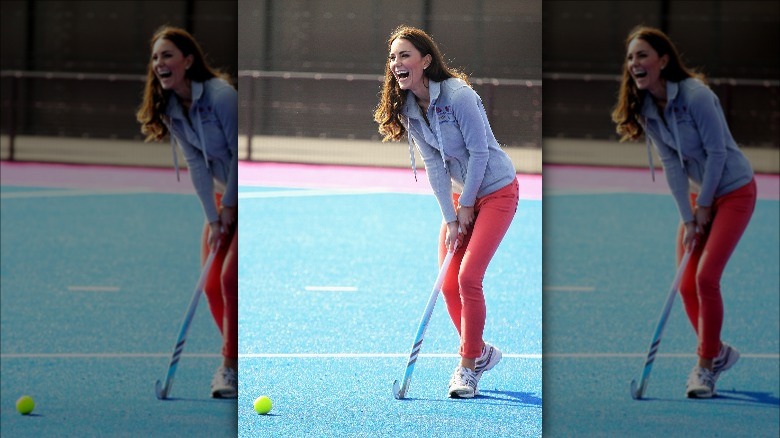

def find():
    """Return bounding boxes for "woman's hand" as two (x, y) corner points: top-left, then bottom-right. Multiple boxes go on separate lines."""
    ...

(457, 205), (475, 236)
(208, 220), (223, 249)
(682, 221), (698, 251)
(220, 206), (237, 231)
(694, 205), (712, 234)
(445, 221), (461, 252)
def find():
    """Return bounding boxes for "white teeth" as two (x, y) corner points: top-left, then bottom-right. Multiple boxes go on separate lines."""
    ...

(396, 70), (410, 79)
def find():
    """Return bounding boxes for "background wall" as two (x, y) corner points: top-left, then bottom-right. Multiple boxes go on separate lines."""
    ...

(238, 0), (543, 150)
(0, 0), (238, 141)
(542, 0), (779, 147)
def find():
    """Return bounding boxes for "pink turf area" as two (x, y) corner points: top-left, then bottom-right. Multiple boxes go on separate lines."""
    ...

(2, 161), (773, 201)
(238, 161), (543, 200)
(544, 165), (779, 200)
(0, 161), (194, 193)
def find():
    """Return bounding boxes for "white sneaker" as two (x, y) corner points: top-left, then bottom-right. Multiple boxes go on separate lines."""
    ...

(211, 366), (237, 399)
(475, 342), (502, 379)
(448, 366), (479, 398)
(712, 342), (740, 383)
(686, 366), (715, 398)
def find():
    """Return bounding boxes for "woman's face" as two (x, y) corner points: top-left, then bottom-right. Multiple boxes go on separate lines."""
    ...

(388, 38), (431, 93)
(626, 37), (669, 96)
(151, 38), (193, 94)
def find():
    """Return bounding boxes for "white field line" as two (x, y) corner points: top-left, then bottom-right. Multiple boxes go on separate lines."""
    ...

(0, 353), (221, 359)
(304, 286), (358, 292)
(239, 353), (542, 359)
(67, 286), (120, 292)
(543, 286), (596, 292)
(0, 353), (540, 359)
(238, 188), (395, 199)
(542, 353), (780, 359)
(3, 352), (776, 360)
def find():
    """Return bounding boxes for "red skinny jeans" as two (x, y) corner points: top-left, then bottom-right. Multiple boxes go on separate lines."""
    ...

(438, 178), (519, 359)
(676, 178), (756, 359)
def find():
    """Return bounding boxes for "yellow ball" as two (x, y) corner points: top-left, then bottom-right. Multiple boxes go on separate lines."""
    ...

(253, 395), (272, 415)
(16, 395), (35, 415)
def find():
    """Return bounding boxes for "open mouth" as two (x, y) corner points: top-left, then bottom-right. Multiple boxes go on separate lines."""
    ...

(158, 71), (172, 79)
(633, 70), (647, 79)
(396, 71), (410, 80)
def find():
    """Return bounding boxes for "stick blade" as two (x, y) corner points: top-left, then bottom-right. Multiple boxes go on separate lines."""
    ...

(630, 379), (643, 400)
(392, 380), (404, 400)
(155, 379), (168, 400)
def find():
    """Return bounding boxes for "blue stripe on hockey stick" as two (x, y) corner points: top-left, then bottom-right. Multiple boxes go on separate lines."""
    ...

(630, 243), (695, 400)
(155, 243), (220, 400)
(393, 249), (456, 400)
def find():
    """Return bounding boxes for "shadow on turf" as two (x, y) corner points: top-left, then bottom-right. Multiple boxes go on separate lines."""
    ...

(637, 390), (779, 408)
(157, 397), (238, 404)
(716, 389), (780, 407)
(479, 390), (542, 407)
(393, 390), (542, 407)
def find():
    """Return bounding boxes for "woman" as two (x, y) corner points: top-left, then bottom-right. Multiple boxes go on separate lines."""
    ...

(612, 26), (756, 398)
(137, 26), (238, 398)
(374, 25), (519, 398)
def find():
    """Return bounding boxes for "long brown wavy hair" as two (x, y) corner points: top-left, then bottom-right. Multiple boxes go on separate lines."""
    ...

(136, 26), (231, 142)
(611, 25), (706, 142)
(373, 25), (470, 142)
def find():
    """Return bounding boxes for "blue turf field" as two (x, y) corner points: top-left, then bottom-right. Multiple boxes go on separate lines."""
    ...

(543, 192), (780, 436)
(1, 182), (236, 436)
(237, 185), (543, 437)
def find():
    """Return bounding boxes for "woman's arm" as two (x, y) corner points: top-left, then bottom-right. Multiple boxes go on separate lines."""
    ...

(214, 85), (239, 213)
(652, 132), (695, 224)
(450, 88), (489, 208)
(688, 87), (728, 209)
(177, 135), (219, 223)
(414, 132), (458, 224)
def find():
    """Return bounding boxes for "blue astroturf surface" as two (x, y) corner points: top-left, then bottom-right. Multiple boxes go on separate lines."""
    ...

(543, 192), (780, 437)
(1, 184), (236, 437)
(237, 185), (543, 437)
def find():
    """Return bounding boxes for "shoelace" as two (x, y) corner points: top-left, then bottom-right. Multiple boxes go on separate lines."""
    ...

(688, 367), (714, 388)
(212, 367), (237, 386)
(451, 367), (477, 388)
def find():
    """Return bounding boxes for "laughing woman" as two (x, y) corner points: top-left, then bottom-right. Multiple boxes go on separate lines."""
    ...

(136, 26), (239, 398)
(612, 26), (756, 398)
(374, 25), (519, 398)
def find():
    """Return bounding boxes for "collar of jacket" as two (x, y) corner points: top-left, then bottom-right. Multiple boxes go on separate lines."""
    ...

(641, 80), (685, 182)
(165, 80), (211, 181)
(402, 80), (448, 181)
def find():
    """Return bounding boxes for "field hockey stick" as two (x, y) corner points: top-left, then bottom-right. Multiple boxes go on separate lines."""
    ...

(393, 238), (459, 400)
(630, 240), (696, 400)
(155, 241), (220, 400)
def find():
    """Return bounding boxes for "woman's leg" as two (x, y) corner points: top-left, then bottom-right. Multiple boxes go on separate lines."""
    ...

(678, 180), (756, 364)
(693, 181), (756, 361)
(201, 222), (226, 333)
(200, 222), (238, 370)
(220, 227), (238, 369)
(457, 180), (518, 361)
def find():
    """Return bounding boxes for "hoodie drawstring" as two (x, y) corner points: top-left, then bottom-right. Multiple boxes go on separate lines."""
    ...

(170, 135), (181, 182)
(645, 134), (655, 182)
(407, 133), (418, 182)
